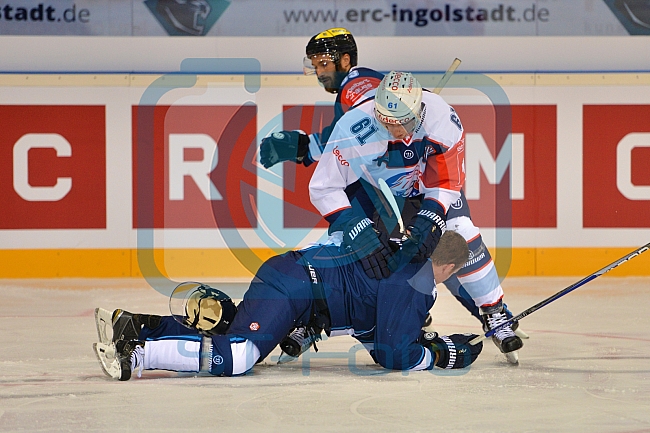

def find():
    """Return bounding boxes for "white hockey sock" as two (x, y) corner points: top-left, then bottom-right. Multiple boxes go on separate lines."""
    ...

(143, 339), (200, 372)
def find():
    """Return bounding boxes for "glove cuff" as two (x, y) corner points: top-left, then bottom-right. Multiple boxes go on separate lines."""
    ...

(296, 133), (310, 163)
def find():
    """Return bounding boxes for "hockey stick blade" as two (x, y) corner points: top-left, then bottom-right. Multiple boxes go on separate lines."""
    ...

(470, 242), (650, 346)
(378, 178), (405, 235)
(433, 58), (461, 95)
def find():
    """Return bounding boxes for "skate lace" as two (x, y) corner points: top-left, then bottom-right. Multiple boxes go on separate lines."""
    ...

(487, 312), (516, 341)
(290, 326), (322, 354)
(131, 345), (145, 378)
(287, 327), (306, 345)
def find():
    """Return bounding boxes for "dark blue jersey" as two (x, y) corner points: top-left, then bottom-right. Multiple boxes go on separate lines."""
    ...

(223, 243), (437, 372)
(141, 243), (438, 375)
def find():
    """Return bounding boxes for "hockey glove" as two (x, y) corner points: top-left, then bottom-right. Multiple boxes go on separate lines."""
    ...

(420, 331), (483, 369)
(260, 131), (310, 168)
(341, 216), (394, 280)
(391, 200), (447, 268)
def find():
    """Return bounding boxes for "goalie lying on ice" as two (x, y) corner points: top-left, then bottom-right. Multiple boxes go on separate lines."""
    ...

(93, 231), (482, 381)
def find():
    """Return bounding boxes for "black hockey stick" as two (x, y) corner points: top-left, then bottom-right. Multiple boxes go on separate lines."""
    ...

(470, 242), (650, 346)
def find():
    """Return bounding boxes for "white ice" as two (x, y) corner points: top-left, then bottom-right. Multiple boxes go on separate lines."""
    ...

(1, 277), (649, 432)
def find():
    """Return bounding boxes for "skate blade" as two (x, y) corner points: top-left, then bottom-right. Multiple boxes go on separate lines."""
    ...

(277, 352), (299, 364)
(505, 351), (519, 365)
(93, 342), (121, 379)
(94, 308), (113, 345)
(514, 328), (530, 340)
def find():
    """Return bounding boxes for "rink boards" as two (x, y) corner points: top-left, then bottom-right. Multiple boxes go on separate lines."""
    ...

(0, 72), (649, 278)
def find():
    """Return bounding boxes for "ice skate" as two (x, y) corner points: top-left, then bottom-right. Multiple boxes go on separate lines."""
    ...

(93, 342), (120, 379)
(277, 326), (322, 364)
(93, 340), (145, 381)
(481, 300), (523, 365)
(94, 308), (113, 345)
(95, 308), (161, 345)
(501, 303), (530, 340)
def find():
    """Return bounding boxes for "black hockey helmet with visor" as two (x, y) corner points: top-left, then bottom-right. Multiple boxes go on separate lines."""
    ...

(303, 27), (358, 76)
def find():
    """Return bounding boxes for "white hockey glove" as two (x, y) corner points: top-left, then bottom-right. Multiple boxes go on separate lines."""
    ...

(260, 131), (310, 168)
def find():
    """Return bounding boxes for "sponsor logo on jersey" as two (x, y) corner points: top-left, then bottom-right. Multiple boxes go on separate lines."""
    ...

(403, 149), (414, 160)
(332, 145), (350, 166)
(345, 79), (374, 106)
(249, 322), (260, 331)
(213, 355), (223, 365)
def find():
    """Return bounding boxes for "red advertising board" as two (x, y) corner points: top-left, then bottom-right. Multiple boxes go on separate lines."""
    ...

(583, 105), (650, 227)
(0, 105), (106, 229)
(282, 105), (334, 228)
(458, 104), (557, 228)
(132, 104), (257, 229)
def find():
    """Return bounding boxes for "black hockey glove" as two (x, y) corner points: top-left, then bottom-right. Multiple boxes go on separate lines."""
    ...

(340, 216), (394, 280)
(419, 331), (483, 369)
(260, 131), (310, 168)
(391, 200), (446, 269)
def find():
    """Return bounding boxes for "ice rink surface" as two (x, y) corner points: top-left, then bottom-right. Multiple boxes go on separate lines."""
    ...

(1, 276), (649, 433)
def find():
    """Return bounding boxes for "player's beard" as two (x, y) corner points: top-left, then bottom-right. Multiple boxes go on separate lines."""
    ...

(319, 70), (348, 94)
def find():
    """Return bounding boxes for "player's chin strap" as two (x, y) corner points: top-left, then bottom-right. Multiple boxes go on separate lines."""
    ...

(298, 255), (332, 352)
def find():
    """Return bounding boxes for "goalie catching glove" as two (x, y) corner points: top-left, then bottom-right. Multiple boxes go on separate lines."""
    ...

(335, 214), (395, 280)
(420, 331), (483, 369)
(260, 130), (310, 168)
(391, 200), (447, 268)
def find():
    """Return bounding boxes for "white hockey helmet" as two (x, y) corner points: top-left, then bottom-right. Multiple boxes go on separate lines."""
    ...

(374, 71), (423, 132)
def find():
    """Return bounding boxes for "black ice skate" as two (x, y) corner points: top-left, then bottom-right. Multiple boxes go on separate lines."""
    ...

(277, 326), (322, 363)
(95, 307), (161, 345)
(481, 300), (523, 364)
(114, 340), (145, 381)
(93, 339), (145, 381)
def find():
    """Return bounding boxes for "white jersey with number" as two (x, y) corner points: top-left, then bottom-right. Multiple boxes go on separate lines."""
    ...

(309, 91), (466, 219)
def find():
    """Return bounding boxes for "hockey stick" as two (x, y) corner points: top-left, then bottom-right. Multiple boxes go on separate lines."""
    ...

(433, 58), (461, 95)
(470, 242), (650, 346)
(378, 178), (405, 235)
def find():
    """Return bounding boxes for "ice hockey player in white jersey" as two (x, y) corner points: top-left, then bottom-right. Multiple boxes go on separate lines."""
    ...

(93, 231), (483, 380)
(309, 71), (524, 362)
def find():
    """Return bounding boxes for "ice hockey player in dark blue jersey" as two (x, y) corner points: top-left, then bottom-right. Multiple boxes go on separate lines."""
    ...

(259, 27), (384, 169)
(93, 231), (483, 381)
